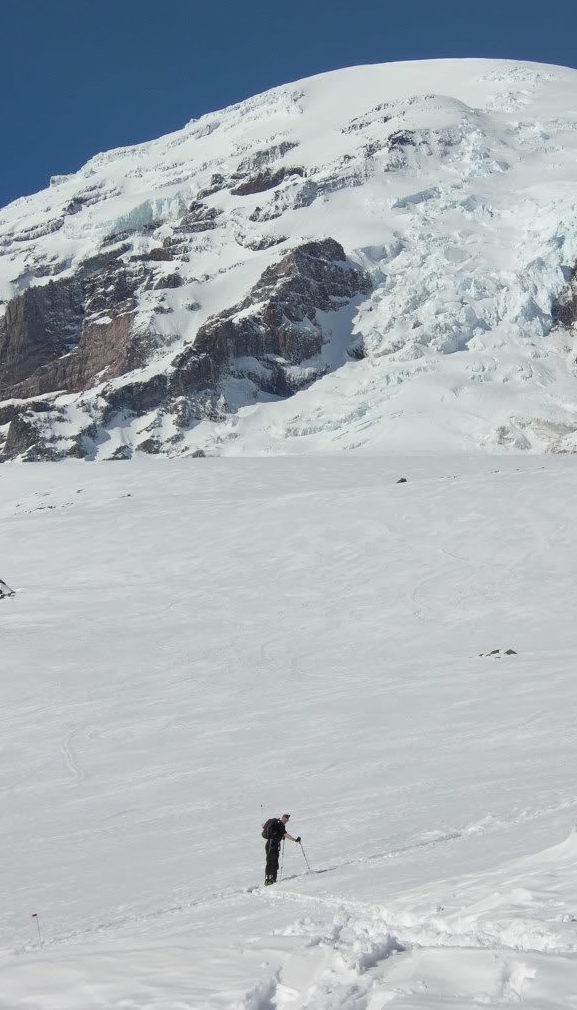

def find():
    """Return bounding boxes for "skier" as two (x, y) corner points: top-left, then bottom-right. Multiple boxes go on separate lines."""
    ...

(262, 813), (301, 885)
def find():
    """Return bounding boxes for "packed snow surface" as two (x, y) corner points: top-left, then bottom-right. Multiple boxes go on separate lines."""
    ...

(2, 453), (577, 1006)
(3, 59), (577, 453)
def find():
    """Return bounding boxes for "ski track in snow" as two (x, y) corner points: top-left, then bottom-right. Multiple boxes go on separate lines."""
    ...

(23, 796), (577, 957)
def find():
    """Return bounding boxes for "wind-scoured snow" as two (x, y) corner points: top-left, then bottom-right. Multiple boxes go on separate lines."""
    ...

(3, 59), (577, 453)
(2, 454), (577, 1006)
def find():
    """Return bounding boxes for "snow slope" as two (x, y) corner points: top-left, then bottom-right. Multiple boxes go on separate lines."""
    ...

(3, 59), (577, 454)
(1, 453), (577, 1006)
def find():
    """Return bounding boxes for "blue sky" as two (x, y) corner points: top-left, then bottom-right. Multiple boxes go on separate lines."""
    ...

(1, 0), (576, 209)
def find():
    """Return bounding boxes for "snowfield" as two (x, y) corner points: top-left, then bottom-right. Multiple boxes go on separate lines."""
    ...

(2, 453), (577, 1007)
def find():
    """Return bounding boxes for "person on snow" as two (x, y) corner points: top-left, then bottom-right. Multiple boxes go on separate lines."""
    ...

(262, 813), (301, 885)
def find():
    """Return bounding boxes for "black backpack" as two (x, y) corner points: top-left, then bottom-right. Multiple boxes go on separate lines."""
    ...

(261, 818), (275, 839)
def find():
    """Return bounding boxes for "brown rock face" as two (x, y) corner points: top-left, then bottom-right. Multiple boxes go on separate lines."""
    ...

(0, 279), (84, 393)
(7, 313), (140, 399)
(0, 236), (370, 455)
(101, 238), (371, 418)
(0, 248), (152, 400)
(192, 238), (371, 386)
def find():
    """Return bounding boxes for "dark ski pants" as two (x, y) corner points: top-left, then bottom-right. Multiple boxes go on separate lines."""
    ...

(265, 840), (281, 884)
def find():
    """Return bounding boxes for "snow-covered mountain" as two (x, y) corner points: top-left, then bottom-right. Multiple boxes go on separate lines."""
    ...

(3, 59), (577, 459)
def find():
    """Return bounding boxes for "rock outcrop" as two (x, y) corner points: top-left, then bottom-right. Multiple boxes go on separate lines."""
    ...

(0, 236), (370, 458)
(188, 238), (371, 396)
(553, 267), (577, 331)
(0, 579), (15, 599)
(104, 238), (370, 415)
(0, 246), (152, 400)
(0, 277), (84, 394)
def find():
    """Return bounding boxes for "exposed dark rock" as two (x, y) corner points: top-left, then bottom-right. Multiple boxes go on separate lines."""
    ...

(2, 415), (42, 459)
(109, 445), (133, 460)
(165, 388), (227, 427)
(364, 140), (387, 158)
(68, 424), (100, 459)
(82, 244), (132, 273)
(0, 277), (85, 394)
(64, 196), (86, 216)
(0, 400), (53, 425)
(552, 266), (577, 329)
(173, 238), (372, 402)
(479, 648), (518, 658)
(0, 236), (371, 454)
(132, 246), (174, 262)
(0, 246), (162, 401)
(74, 313), (142, 385)
(387, 130), (416, 150)
(347, 338), (365, 360)
(175, 202), (222, 234)
(197, 173), (226, 199)
(190, 448), (206, 457)
(236, 142), (299, 175)
(138, 437), (162, 454)
(7, 312), (141, 399)
(22, 442), (65, 462)
(236, 233), (287, 252)
(12, 217), (64, 242)
(153, 272), (184, 290)
(231, 166), (305, 196)
(232, 358), (322, 397)
(102, 373), (170, 419)
(166, 395), (204, 429)
(248, 203), (283, 223)
(193, 238), (370, 375)
(169, 349), (217, 398)
(83, 253), (141, 318)
(247, 161), (368, 220)
(396, 477), (408, 483)
(342, 107), (392, 133)
(31, 258), (74, 279)
(0, 579), (15, 599)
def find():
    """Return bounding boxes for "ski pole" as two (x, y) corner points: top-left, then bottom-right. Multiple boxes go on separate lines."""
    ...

(299, 841), (312, 873)
(32, 913), (42, 944)
(280, 838), (285, 881)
